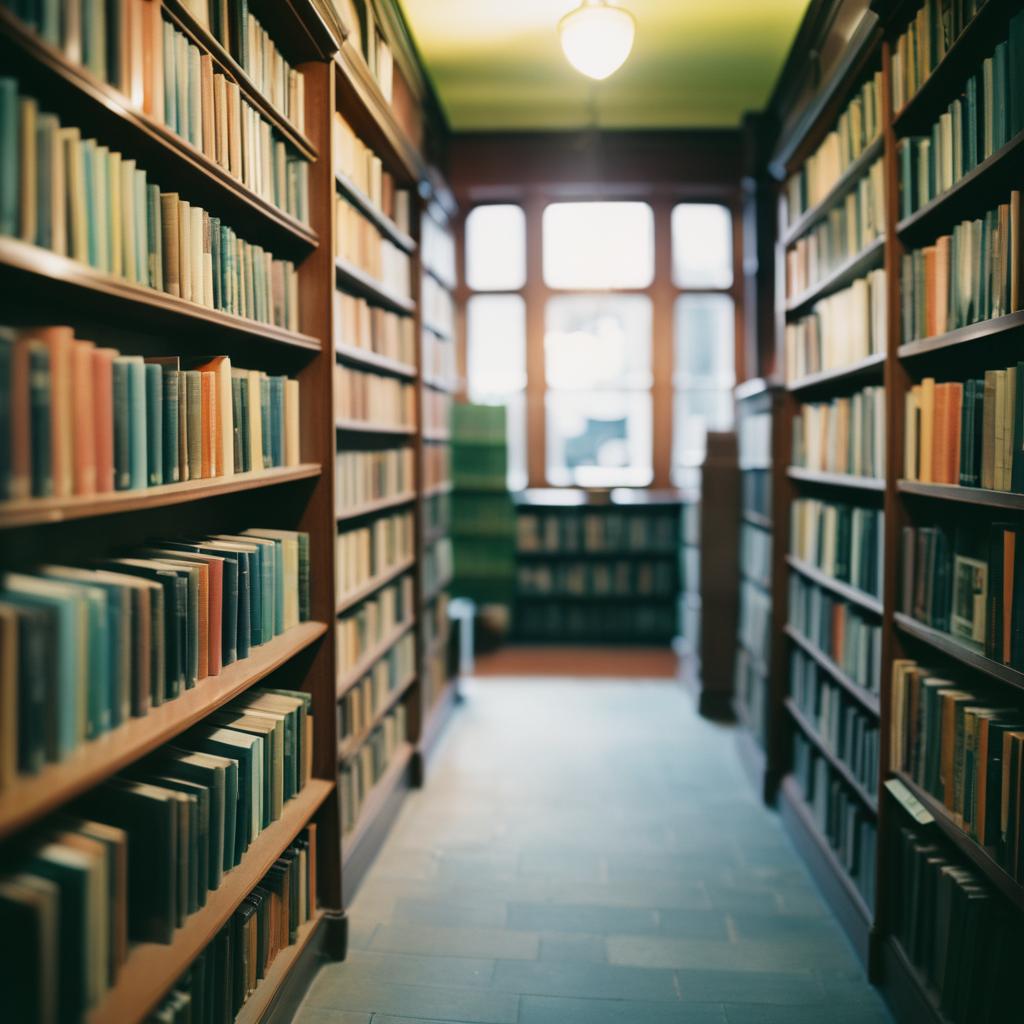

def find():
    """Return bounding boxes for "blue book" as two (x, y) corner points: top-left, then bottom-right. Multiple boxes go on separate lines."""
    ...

(127, 356), (147, 489)
(259, 375), (271, 469)
(269, 375), (284, 467)
(1011, 10), (1024, 138)
(145, 363), (163, 486)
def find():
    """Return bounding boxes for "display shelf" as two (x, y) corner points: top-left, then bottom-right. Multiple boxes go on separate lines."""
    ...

(336, 492), (417, 522)
(334, 340), (417, 378)
(784, 625), (881, 715)
(337, 671), (417, 762)
(784, 237), (885, 316)
(896, 310), (1024, 360)
(335, 257), (416, 315)
(0, 621), (328, 840)
(335, 170), (417, 253)
(336, 557), (416, 615)
(898, 478), (1024, 511)
(335, 419), (417, 436)
(786, 352), (887, 394)
(787, 467), (886, 492)
(0, 464), (322, 529)
(785, 556), (884, 615)
(785, 698), (879, 813)
(893, 612), (1024, 693)
(336, 618), (415, 698)
(86, 778), (334, 1024)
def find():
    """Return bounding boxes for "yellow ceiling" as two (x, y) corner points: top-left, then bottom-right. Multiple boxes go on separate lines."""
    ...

(396, 0), (811, 131)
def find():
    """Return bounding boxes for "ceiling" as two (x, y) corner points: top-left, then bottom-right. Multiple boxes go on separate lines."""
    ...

(396, 0), (811, 132)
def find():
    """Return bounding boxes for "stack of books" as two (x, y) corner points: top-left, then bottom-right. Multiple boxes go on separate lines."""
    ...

(334, 292), (415, 365)
(335, 194), (411, 299)
(335, 447), (414, 513)
(338, 632), (414, 743)
(334, 364), (414, 428)
(790, 497), (884, 598)
(332, 112), (410, 232)
(336, 510), (414, 597)
(339, 704), (407, 834)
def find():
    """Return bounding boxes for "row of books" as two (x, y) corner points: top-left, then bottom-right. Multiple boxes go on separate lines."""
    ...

(346, 2), (395, 105)
(740, 522), (771, 589)
(790, 497), (884, 599)
(424, 443), (452, 491)
(891, 0), (994, 112)
(515, 559), (677, 599)
(783, 71), (883, 227)
(179, 0), (306, 131)
(735, 647), (769, 744)
(791, 385), (886, 479)
(785, 158), (885, 296)
(421, 210), (456, 289)
(424, 490), (452, 538)
(335, 446), (414, 514)
(897, 11), (1024, 220)
(335, 509), (413, 598)
(742, 469), (771, 520)
(337, 632), (414, 744)
(334, 291), (415, 367)
(893, 822), (1021, 1024)
(792, 733), (877, 909)
(332, 112), (411, 233)
(0, 527), (309, 788)
(339, 703), (407, 835)
(788, 573), (882, 697)
(422, 273), (455, 337)
(0, 79), (300, 329)
(148, 824), (317, 1024)
(423, 328), (457, 389)
(516, 512), (678, 555)
(903, 368), (1024, 489)
(514, 601), (677, 641)
(0, 328), (300, 501)
(900, 192), (1021, 343)
(784, 270), (887, 382)
(738, 578), (770, 664)
(335, 194), (412, 300)
(424, 388), (452, 436)
(333, 363), (414, 429)
(422, 536), (453, 599)
(0, 685), (312, 1021)
(791, 647), (880, 796)
(336, 575), (413, 677)
(421, 590), (449, 651)
(892, 659), (1024, 870)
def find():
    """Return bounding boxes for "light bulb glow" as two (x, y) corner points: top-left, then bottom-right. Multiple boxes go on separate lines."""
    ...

(559, 1), (635, 81)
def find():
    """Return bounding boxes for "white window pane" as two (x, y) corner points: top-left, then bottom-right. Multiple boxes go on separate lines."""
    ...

(674, 294), (736, 388)
(543, 202), (654, 289)
(466, 204), (526, 291)
(672, 204), (733, 289)
(545, 294), (651, 391)
(674, 389), (735, 469)
(467, 295), (526, 401)
(546, 391), (652, 487)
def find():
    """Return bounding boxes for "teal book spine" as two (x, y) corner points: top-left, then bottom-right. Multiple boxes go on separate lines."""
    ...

(105, 0), (122, 88)
(210, 215), (221, 309)
(127, 356), (148, 489)
(260, 545), (274, 642)
(0, 331), (10, 498)
(1011, 10), (1024, 137)
(145, 362), (163, 486)
(147, 183), (163, 291)
(40, 0), (60, 44)
(297, 533), (309, 622)
(84, 589), (110, 738)
(185, 369), (202, 480)
(28, 344), (53, 497)
(189, 43), (201, 148)
(112, 357), (131, 489)
(162, 369), (180, 483)
(163, 20), (176, 132)
(35, 112), (56, 249)
(248, 547), (263, 648)
(134, 169), (147, 287)
(82, 138), (99, 268)
(231, 375), (245, 472)
(993, 41), (1008, 153)
(269, 375), (284, 467)
(259, 376), (271, 469)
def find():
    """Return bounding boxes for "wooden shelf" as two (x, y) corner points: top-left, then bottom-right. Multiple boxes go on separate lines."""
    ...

(893, 612), (1024, 693)
(0, 7), (318, 255)
(0, 238), (322, 352)
(741, 509), (773, 530)
(234, 912), (324, 1024)
(335, 170), (417, 253)
(0, 464), (322, 529)
(785, 699), (878, 814)
(423, 430), (452, 443)
(162, 0), (318, 160)
(784, 625), (881, 715)
(786, 351), (886, 394)
(86, 778), (334, 1024)
(337, 671), (417, 762)
(0, 622), (328, 840)
(891, 0), (1013, 137)
(334, 340), (417, 378)
(879, 936), (955, 1024)
(787, 467), (886, 492)
(786, 556), (884, 615)
(781, 136), (884, 247)
(896, 131), (1024, 244)
(898, 478), (1024, 511)
(422, 481), (454, 498)
(335, 258), (416, 315)
(336, 618), (415, 698)
(891, 770), (1024, 913)
(735, 376), (784, 402)
(784, 237), (885, 316)
(334, 418), (416, 436)
(336, 557), (416, 615)
(341, 741), (413, 858)
(897, 310), (1024, 360)
(336, 492), (417, 522)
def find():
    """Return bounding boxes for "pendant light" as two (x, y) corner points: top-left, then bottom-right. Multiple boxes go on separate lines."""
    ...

(559, 0), (636, 81)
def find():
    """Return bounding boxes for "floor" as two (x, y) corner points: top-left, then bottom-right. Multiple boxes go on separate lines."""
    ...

(296, 678), (894, 1024)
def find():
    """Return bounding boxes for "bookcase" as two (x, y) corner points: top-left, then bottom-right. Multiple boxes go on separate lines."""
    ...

(746, 0), (1024, 1014)
(0, 0), (462, 1019)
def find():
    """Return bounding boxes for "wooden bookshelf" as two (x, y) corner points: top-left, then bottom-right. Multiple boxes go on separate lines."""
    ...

(785, 556), (884, 615)
(786, 351), (887, 394)
(335, 170), (418, 253)
(897, 478), (1024, 511)
(336, 491), (418, 522)
(334, 340), (417, 378)
(784, 626), (881, 715)
(335, 256), (417, 315)
(336, 618), (416, 698)
(879, 936), (955, 1024)
(784, 236), (885, 315)
(341, 741), (414, 870)
(337, 671), (418, 762)
(336, 557), (417, 615)
(896, 309), (1024, 360)
(787, 467), (887, 492)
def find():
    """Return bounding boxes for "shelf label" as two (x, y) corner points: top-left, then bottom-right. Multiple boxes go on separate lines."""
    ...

(885, 778), (934, 825)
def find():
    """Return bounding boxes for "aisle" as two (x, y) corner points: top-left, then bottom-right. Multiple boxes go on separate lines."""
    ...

(297, 678), (892, 1024)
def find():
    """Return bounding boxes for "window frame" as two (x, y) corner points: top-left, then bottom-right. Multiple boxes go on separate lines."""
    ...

(456, 188), (744, 489)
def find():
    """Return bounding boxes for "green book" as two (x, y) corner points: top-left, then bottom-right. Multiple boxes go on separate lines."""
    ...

(147, 183), (162, 290)
(123, 355), (147, 490)
(259, 375), (271, 469)
(163, 20), (176, 133)
(145, 362), (163, 487)
(230, 373), (245, 472)
(112, 356), (132, 490)
(184, 369), (202, 481)
(142, 775), (208, 911)
(210, 214), (221, 309)
(158, 749), (227, 888)
(1011, 10), (1024, 138)
(162, 368), (180, 484)
(133, 168), (147, 287)
(993, 41), (1008, 153)
(82, 138), (99, 268)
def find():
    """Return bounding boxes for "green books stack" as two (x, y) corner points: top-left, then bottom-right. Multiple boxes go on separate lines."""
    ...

(450, 403), (515, 607)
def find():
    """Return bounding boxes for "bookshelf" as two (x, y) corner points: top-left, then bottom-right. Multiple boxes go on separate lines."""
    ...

(747, 0), (1024, 1014)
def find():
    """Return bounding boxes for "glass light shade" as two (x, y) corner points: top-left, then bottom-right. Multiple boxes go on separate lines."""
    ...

(559, 1), (635, 81)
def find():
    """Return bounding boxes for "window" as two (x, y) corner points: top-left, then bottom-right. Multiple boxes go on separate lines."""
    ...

(465, 204), (526, 291)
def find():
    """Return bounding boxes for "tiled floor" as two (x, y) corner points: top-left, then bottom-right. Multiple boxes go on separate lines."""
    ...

(296, 678), (893, 1024)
